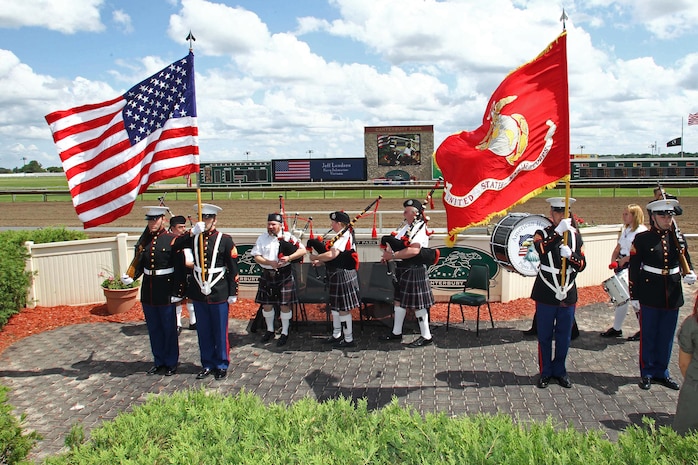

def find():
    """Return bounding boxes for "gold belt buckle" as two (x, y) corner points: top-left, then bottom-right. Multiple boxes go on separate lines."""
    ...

(661, 269), (669, 275)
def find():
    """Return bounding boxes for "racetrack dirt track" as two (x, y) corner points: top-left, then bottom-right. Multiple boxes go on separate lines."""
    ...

(4, 195), (697, 235)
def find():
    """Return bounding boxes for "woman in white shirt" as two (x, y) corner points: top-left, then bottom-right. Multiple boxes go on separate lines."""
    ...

(600, 204), (647, 339)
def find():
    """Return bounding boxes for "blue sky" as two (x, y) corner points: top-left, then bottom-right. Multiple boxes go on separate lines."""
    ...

(1, 0), (698, 170)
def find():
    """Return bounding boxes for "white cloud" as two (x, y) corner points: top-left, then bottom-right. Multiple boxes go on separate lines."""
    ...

(0, 0), (105, 34)
(112, 9), (133, 34)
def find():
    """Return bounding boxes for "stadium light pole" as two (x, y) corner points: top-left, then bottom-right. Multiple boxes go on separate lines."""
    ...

(307, 149), (313, 159)
(244, 151), (250, 161)
(578, 145), (585, 156)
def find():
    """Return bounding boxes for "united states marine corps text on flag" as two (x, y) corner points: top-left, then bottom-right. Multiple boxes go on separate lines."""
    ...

(434, 32), (570, 245)
(45, 52), (199, 228)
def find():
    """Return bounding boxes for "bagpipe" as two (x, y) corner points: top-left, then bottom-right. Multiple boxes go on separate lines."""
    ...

(381, 178), (442, 267)
(306, 196), (383, 270)
(275, 195), (313, 263)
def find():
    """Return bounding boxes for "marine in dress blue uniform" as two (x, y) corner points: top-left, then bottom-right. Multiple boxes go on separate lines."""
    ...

(531, 198), (586, 389)
(185, 204), (239, 380)
(629, 198), (696, 391)
(308, 211), (361, 348)
(132, 206), (181, 377)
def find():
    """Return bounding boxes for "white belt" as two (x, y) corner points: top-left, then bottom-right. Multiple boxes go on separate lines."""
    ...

(540, 264), (560, 274)
(642, 264), (680, 276)
(193, 266), (225, 274)
(143, 267), (175, 276)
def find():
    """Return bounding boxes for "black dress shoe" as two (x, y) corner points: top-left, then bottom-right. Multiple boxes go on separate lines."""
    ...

(408, 336), (433, 348)
(214, 369), (227, 380)
(571, 323), (580, 340)
(188, 323), (197, 331)
(261, 331), (274, 343)
(334, 339), (355, 348)
(146, 366), (164, 375)
(177, 326), (182, 336)
(600, 327), (623, 338)
(522, 327), (537, 336)
(627, 331), (641, 341)
(276, 334), (289, 347)
(324, 335), (343, 344)
(196, 368), (213, 379)
(555, 375), (572, 388)
(639, 376), (651, 390)
(655, 377), (680, 390)
(537, 376), (551, 388)
(380, 332), (403, 341)
(164, 366), (177, 377)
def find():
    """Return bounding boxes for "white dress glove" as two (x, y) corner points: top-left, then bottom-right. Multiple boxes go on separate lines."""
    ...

(683, 271), (697, 285)
(120, 274), (134, 285)
(630, 300), (640, 310)
(559, 245), (572, 258)
(554, 218), (575, 235)
(183, 248), (195, 267)
(191, 221), (206, 235)
(227, 296), (238, 304)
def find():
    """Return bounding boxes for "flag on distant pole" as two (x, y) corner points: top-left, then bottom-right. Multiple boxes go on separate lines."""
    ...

(667, 137), (682, 147)
(45, 52), (199, 228)
(689, 113), (698, 126)
(434, 32), (570, 245)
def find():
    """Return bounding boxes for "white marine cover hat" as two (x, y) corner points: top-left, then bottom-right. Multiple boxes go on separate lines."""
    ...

(546, 197), (576, 210)
(646, 198), (679, 213)
(194, 203), (222, 216)
(143, 206), (169, 219)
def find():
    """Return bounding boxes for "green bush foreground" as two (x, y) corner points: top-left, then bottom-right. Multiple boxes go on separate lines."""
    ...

(0, 228), (87, 329)
(41, 389), (697, 465)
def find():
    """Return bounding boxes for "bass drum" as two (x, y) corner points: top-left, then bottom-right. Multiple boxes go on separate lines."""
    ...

(490, 213), (552, 277)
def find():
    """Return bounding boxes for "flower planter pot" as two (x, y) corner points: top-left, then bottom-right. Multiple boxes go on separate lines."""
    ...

(102, 287), (140, 315)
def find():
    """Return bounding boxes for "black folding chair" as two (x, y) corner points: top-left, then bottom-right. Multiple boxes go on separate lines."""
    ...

(293, 262), (330, 329)
(358, 262), (395, 330)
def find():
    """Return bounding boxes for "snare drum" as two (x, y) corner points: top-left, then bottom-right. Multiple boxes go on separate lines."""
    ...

(490, 213), (552, 277)
(602, 269), (630, 305)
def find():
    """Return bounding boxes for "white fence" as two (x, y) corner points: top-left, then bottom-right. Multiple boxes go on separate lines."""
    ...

(23, 226), (620, 308)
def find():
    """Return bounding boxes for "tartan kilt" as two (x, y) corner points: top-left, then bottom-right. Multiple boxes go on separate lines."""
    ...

(328, 268), (360, 312)
(395, 265), (434, 309)
(255, 266), (297, 306)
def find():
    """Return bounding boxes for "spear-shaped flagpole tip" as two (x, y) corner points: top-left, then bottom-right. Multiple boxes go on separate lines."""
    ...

(186, 31), (196, 51)
(560, 8), (568, 31)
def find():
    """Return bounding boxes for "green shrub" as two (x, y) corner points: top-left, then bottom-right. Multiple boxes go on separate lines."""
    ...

(43, 389), (698, 465)
(0, 228), (87, 329)
(0, 385), (40, 464)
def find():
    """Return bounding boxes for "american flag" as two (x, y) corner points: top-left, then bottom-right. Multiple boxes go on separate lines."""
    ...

(45, 52), (199, 228)
(274, 160), (311, 181)
(689, 112), (698, 126)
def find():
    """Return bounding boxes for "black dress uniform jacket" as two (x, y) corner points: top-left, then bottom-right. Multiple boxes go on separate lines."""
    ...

(629, 227), (692, 309)
(530, 225), (586, 306)
(183, 229), (239, 303)
(134, 229), (178, 306)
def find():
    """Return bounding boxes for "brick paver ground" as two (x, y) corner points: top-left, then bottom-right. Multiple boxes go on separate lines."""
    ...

(1, 297), (693, 462)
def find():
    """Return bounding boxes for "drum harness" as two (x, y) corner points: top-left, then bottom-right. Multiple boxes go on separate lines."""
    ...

(537, 228), (579, 301)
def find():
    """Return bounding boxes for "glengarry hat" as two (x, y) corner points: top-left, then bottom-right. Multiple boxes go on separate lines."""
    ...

(329, 211), (350, 224)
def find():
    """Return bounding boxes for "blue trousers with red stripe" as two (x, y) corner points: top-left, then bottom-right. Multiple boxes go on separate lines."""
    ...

(639, 304), (679, 379)
(536, 301), (575, 378)
(192, 300), (230, 371)
(142, 303), (179, 368)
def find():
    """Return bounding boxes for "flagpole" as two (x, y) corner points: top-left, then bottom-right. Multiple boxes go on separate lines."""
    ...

(681, 116), (684, 158)
(187, 30), (205, 282)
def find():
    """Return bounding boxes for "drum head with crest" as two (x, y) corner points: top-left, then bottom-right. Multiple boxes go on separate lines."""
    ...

(490, 213), (552, 277)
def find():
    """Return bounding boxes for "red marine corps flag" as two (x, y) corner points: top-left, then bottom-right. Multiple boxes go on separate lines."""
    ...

(435, 32), (570, 245)
(45, 52), (199, 228)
